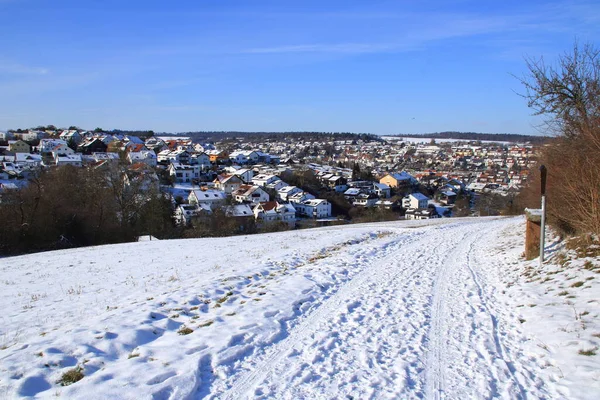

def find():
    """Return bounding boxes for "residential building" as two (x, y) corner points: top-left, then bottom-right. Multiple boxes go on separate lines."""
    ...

(232, 185), (270, 204)
(380, 172), (415, 189)
(214, 174), (243, 194)
(128, 150), (158, 167)
(188, 189), (227, 208)
(403, 193), (429, 209)
(294, 199), (332, 219)
(54, 153), (83, 167)
(8, 140), (31, 153)
(169, 163), (201, 183)
(253, 201), (296, 227)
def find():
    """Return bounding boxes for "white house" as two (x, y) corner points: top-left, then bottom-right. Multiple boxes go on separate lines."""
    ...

(54, 153), (83, 167)
(188, 189), (227, 208)
(229, 151), (248, 164)
(39, 139), (71, 154)
(214, 174), (243, 194)
(169, 163), (200, 183)
(288, 191), (315, 203)
(190, 152), (211, 168)
(128, 150), (157, 167)
(59, 130), (83, 144)
(15, 153), (43, 168)
(19, 130), (43, 141)
(252, 173), (280, 187)
(373, 182), (391, 198)
(405, 207), (439, 220)
(232, 185), (270, 204)
(295, 199), (331, 219)
(157, 150), (190, 164)
(277, 185), (302, 201)
(265, 179), (288, 191)
(224, 204), (254, 218)
(145, 137), (167, 152)
(233, 168), (254, 183)
(253, 201), (296, 227)
(354, 193), (379, 208)
(403, 193), (429, 209)
(157, 149), (172, 163)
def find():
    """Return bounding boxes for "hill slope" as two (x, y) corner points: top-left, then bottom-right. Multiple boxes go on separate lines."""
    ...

(0, 217), (598, 399)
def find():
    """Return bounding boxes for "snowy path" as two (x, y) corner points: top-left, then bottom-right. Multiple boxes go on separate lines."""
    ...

(213, 219), (544, 399)
(1, 217), (558, 399)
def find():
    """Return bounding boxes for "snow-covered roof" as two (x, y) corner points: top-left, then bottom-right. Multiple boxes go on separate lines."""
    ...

(191, 189), (226, 201)
(278, 185), (298, 194)
(344, 188), (361, 196)
(409, 193), (429, 201)
(388, 172), (413, 181)
(373, 183), (390, 190)
(226, 204), (253, 217)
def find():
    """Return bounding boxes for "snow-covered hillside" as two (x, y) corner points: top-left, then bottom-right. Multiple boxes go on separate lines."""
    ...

(1, 217), (598, 399)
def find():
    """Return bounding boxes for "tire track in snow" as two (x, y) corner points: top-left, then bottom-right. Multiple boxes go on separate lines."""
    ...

(423, 220), (508, 399)
(464, 224), (529, 399)
(262, 225), (465, 399)
(218, 229), (433, 400)
(422, 218), (533, 399)
(423, 229), (466, 400)
(219, 222), (476, 399)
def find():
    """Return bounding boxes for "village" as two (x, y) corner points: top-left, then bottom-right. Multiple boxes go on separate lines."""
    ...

(0, 128), (539, 235)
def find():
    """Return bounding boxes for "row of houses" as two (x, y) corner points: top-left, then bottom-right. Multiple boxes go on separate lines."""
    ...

(174, 167), (333, 227)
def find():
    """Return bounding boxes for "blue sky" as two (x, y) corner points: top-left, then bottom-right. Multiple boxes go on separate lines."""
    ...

(1, 0), (599, 135)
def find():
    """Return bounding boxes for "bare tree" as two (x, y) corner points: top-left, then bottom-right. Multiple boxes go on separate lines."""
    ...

(518, 42), (600, 235)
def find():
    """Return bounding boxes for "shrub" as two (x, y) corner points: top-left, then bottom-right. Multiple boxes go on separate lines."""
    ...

(178, 326), (194, 335)
(57, 367), (84, 386)
(578, 347), (598, 356)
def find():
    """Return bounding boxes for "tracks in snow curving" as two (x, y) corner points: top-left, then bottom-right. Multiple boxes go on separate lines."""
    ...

(219, 222), (472, 399)
(218, 227), (442, 400)
(214, 219), (546, 399)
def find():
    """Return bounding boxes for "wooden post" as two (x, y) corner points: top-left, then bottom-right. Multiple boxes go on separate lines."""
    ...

(525, 208), (542, 260)
(539, 165), (547, 266)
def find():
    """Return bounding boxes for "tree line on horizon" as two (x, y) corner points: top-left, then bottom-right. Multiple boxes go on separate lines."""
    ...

(396, 131), (549, 144)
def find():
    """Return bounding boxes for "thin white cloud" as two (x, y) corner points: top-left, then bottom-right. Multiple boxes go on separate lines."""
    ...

(240, 13), (531, 56)
(0, 62), (48, 75)
(240, 2), (600, 57)
(244, 43), (395, 55)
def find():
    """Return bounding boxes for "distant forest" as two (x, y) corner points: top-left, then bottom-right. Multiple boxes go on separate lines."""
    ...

(13, 126), (547, 144)
(105, 130), (383, 143)
(396, 131), (549, 144)
(120, 130), (546, 144)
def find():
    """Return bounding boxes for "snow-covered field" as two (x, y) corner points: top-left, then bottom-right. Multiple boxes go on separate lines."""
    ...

(1, 217), (598, 399)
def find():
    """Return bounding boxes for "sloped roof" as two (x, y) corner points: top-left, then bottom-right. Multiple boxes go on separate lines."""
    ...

(388, 172), (413, 181)
(233, 184), (260, 197)
(226, 204), (253, 217)
(409, 193), (429, 201)
(191, 189), (226, 200)
(259, 201), (278, 211)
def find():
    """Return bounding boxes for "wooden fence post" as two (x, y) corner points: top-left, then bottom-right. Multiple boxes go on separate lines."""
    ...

(525, 208), (542, 260)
